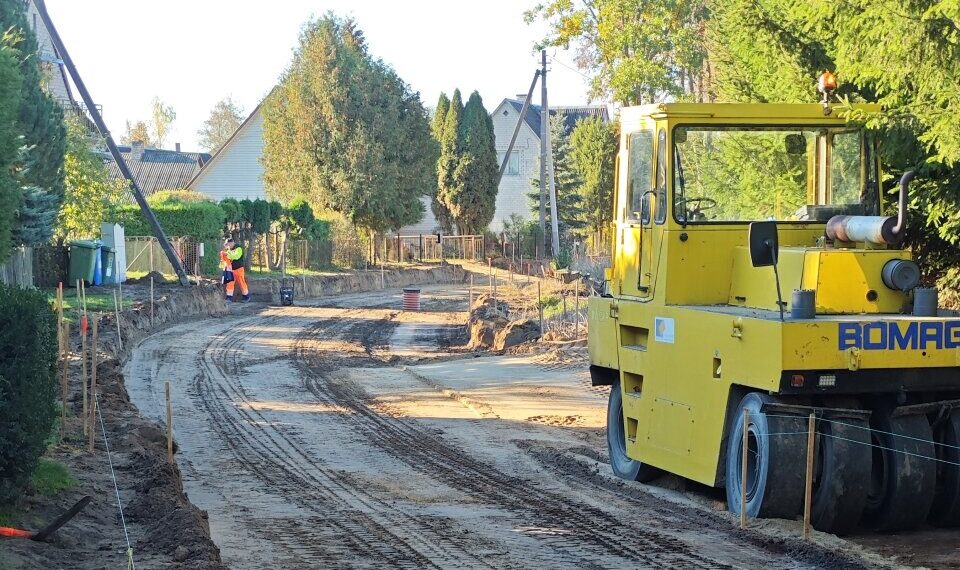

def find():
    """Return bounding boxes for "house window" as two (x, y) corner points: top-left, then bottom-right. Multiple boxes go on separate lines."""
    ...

(500, 151), (520, 175)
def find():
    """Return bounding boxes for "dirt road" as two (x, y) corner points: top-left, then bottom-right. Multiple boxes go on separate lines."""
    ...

(125, 285), (871, 569)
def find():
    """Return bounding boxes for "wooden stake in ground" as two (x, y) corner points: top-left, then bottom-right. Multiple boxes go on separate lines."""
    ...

(493, 268), (497, 305)
(150, 276), (155, 326)
(803, 413), (816, 540)
(75, 279), (82, 322)
(741, 408), (749, 530)
(165, 381), (174, 463)
(469, 274), (474, 308)
(113, 290), (123, 351)
(537, 281), (544, 335)
(488, 258), (493, 297)
(118, 280), (123, 311)
(88, 315), (98, 452)
(56, 283), (64, 353)
(574, 284), (580, 336)
(80, 314), (88, 437)
(60, 321), (69, 440)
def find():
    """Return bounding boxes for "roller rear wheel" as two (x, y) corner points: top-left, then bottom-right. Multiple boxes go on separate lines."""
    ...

(810, 417), (870, 535)
(606, 379), (660, 482)
(930, 410), (960, 527)
(725, 393), (805, 519)
(862, 412), (936, 531)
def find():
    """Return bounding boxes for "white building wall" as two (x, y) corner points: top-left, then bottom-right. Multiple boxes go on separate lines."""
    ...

(490, 101), (540, 232)
(398, 196), (439, 235)
(191, 108), (268, 201)
(27, 0), (71, 103)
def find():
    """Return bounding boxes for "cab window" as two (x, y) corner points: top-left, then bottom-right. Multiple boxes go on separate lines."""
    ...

(627, 130), (654, 223)
(672, 126), (879, 223)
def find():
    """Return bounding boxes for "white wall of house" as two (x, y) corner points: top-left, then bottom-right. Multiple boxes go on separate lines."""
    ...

(191, 107), (268, 201)
(397, 196), (439, 235)
(490, 100), (540, 232)
(27, 0), (72, 103)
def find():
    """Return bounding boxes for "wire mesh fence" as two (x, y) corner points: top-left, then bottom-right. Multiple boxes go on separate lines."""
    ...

(378, 234), (484, 263)
(126, 235), (342, 278)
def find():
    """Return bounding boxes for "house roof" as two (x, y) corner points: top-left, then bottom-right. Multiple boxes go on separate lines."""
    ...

(107, 146), (212, 195)
(505, 99), (609, 137)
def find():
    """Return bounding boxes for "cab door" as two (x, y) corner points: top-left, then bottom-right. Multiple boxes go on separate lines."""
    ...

(638, 128), (667, 297)
(618, 129), (655, 297)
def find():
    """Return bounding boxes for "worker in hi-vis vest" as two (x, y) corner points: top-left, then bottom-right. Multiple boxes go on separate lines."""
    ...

(222, 238), (250, 302)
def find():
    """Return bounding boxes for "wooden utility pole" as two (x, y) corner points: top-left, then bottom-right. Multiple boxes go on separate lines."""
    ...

(538, 50), (548, 258)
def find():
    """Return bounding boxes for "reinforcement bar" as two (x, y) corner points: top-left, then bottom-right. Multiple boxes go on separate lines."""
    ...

(34, 0), (190, 286)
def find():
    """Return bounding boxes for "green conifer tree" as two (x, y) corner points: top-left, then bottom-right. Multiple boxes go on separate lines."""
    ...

(0, 0), (66, 246)
(0, 30), (22, 263)
(528, 116), (585, 242)
(453, 91), (499, 234)
(436, 89), (463, 230)
(430, 93), (453, 233)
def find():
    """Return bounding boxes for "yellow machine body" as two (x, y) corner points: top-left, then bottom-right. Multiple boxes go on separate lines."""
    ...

(588, 103), (960, 487)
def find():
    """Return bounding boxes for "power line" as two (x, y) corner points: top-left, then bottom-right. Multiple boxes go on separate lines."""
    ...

(548, 55), (591, 80)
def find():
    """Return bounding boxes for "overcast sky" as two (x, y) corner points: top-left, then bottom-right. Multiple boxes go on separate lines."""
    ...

(44, 0), (593, 152)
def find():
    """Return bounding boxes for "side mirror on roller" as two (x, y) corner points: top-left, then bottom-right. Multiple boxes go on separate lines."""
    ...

(749, 221), (779, 267)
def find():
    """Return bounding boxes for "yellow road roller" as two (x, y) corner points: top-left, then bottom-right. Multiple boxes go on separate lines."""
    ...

(588, 94), (960, 535)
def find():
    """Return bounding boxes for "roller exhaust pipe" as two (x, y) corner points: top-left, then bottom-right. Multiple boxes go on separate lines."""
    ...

(826, 170), (916, 245)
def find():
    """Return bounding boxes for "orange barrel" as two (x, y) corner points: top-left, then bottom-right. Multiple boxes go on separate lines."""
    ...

(402, 288), (421, 311)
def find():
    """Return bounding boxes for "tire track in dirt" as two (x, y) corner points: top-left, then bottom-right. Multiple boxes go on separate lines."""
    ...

(191, 308), (498, 568)
(292, 316), (736, 569)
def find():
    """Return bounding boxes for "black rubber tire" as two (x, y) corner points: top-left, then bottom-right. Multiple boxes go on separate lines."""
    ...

(861, 412), (936, 531)
(606, 379), (660, 482)
(930, 410), (960, 527)
(810, 417), (871, 535)
(725, 393), (805, 519)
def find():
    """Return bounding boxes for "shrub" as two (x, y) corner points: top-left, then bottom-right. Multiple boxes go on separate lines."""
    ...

(116, 199), (225, 240)
(0, 283), (58, 502)
(219, 198), (241, 228)
(149, 189), (212, 204)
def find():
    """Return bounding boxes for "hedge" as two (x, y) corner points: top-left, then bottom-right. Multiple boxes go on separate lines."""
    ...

(0, 283), (58, 502)
(115, 200), (225, 240)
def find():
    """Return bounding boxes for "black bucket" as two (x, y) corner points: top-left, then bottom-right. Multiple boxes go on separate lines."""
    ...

(280, 278), (295, 306)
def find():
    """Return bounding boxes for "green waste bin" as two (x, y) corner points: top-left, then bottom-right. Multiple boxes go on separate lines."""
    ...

(100, 246), (117, 285)
(68, 240), (100, 286)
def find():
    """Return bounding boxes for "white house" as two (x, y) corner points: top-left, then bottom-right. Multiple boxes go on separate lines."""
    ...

(488, 96), (609, 232)
(188, 103), (268, 201)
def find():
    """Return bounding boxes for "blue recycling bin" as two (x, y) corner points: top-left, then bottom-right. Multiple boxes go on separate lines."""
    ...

(92, 245), (103, 285)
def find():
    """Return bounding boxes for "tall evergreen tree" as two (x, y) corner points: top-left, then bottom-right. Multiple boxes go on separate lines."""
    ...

(1, 0), (66, 247)
(453, 91), (498, 234)
(0, 30), (22, 263)
(262, 15), (436, 233)
(436, 89), (463, 231)
(430, 93), (453, 233)
(528, 116), (585, 238)
(570, 116), (617, 237)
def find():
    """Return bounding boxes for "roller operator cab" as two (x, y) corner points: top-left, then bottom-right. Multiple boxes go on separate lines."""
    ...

(589, 101), (960, 535)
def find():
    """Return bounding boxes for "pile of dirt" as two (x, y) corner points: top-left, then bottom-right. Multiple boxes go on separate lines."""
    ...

(125, 270), (171, 285)
(467, 294), (540, 350)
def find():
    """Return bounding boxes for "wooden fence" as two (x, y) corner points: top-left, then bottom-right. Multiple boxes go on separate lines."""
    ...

(0, 247), (34, 288)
